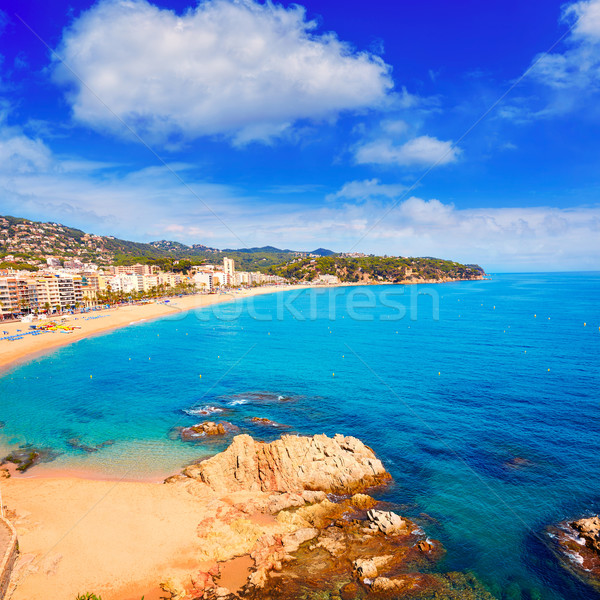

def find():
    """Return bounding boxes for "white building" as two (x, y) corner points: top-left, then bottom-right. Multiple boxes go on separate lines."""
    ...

(193, 271), (213, 290)
(223, 257), (235, 286)
(212, 271), (227, 287)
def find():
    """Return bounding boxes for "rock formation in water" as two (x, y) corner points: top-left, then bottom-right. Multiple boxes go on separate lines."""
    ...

(180, 421), (239, 441)
(549, 515), (600, 592)
(182, 433), (391, 494)
(249, 417), (289, 428)
(161, 433), (495, 600)
(571, 516), (600, 553)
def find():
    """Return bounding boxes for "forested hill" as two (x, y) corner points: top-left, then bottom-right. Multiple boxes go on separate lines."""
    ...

(269, 256), (485, 283)
(0, 215), (332, 271)
(0, 215), (484, 279)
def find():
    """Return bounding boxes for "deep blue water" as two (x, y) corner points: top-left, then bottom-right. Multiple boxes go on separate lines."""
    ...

(1, 273), (599, 599)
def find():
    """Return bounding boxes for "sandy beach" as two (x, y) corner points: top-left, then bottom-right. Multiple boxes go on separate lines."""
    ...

(0, 284), (316, 599)
(0, 285), (309, 373)
(2, 476), (207, 600)
(1, 474), (268, 600)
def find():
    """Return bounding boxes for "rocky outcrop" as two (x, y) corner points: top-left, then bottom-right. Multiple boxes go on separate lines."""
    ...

(549, 516), (600, 591)
(180, 421), (238, 441)
(183, 433), (390, 494)
(571, 516), (600, 553)
(250, 417), (288, 428)
(366, 509), (408, 535)
(353, 555), (393, 579)
(160, 434), (491, 599)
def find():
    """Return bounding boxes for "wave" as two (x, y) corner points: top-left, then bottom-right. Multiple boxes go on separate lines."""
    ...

(220, 391), (302, 405)
(564, 550), (584, 566)
(183, 405), (225, 416)
(229, 399), (248, 406)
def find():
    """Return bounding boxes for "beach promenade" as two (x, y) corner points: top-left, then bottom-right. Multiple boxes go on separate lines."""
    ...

(0, 512), (18, 600)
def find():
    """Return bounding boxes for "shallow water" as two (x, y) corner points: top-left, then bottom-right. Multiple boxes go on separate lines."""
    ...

(1, 273), (599, 598)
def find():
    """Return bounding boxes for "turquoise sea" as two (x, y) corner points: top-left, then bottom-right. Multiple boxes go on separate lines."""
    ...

(1, 273), (599, 599)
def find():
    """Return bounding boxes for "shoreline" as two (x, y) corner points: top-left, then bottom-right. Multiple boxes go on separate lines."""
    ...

(0, 284), (315, 374)
(0, 277), (483, 375)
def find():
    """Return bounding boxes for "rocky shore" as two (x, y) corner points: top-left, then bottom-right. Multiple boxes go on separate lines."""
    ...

(550, 515), (600, 591)
(160, 433), (494, 600)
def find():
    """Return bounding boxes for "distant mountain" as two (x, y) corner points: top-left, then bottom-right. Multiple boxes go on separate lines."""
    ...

(223, 245), (290, 254)
(223, 245), (335, 256)
(310, 248), (335, 256)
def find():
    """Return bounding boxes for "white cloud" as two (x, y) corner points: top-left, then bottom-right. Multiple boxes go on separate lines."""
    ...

(326, 179), (406, 201)
(53, 0), (393, 145)
(355, 135), (460, 167)
(0, 133), (53, 174)
(525, 0), (600, 108)
(567, 0), (600, 39)
(0, 119), (596, 272)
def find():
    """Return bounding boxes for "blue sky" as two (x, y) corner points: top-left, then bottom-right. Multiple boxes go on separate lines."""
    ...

(1, 0), (599, 270)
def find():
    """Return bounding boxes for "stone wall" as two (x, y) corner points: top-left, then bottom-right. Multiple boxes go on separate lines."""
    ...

(0, 515), (18, 600)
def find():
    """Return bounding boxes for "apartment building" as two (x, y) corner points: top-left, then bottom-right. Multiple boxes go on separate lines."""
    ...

(223, 257), (235, 286)
(193, 271), (213, 290)
(0, 274), (83, 316)
(114, 263), (154, 276)
(35, 275), (83, 310)
(0, 277), (20, 318)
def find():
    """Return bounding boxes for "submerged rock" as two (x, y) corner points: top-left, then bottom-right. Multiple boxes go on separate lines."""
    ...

(250, 417), (289, 428)
(66, 437), (115, 453)
(183, 433), (391, 494)
(1, 445), (61, 472)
